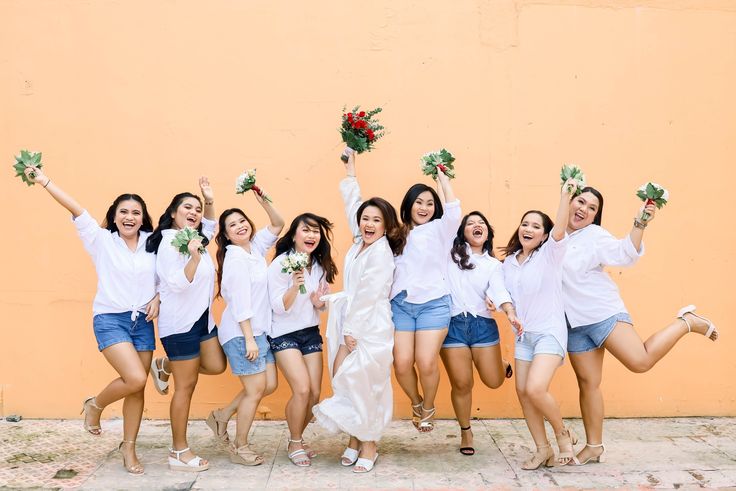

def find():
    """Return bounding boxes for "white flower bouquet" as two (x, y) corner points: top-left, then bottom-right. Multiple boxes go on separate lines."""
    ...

(13, 150), (43, 186)
(560, 164), (586, 195)
(281, 251), (310, 294)
(421, 149), (456, 179)
(236, 169), (272, 203)
(636, 182), (669, 221)
(171, 227), (206, 257)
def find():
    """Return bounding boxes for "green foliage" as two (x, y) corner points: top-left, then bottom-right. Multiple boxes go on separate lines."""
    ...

(13, 150), (43, 186)
(421, 149), (456, 179)
(170, 227), (206, 256)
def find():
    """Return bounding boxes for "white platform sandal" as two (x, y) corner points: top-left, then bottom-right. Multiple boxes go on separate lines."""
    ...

(341, 447), (360, 466)
(168, 447), (209, 472)
(150, 358), (171, 395)
(677, 305), (718, 341)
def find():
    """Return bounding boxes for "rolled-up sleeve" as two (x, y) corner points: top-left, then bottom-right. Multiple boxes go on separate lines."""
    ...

(73, 210), (104, 257)
(438, 200), (462, 243)
(485, 266), (512, 307)
(252, 228), (278, 257)
(267, 258), (290, 315)
(157, 244), (192, 293)
(201, 217), (217, 241)
(543, 234), (568, 264)
(223, 257), (254, 323)
(594, 228), (644, 267)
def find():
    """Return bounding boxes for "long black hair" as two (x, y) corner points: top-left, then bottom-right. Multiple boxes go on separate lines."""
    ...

(274, 213), (338, 284)
(501, 210), (553, 259)
(576, 186), (604, 226)
(145, 192), (208, 253)
(356, 197), (406, 256)
(101, 193), (153, 234)
(399, 183), (443, 228)
(215, 208), (256, 298)
(451, 211), (494, 270)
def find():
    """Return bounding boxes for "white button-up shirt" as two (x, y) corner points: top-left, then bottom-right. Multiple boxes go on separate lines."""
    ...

(562, 224), (644, 328)
(73, 210), (157, 317)
(218, 228), (278, 346)
(391, 200), (462, 304)
(268, 251), (325, 338)
(156, 218), (217, 338)
(502, 235), (568, 350)
(448, 246), (512, 318)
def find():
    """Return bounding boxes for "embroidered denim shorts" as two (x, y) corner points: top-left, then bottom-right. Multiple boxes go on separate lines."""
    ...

(268, 326), (323, 355)
(391, 291), (451, 332)
(93, 311), (155, 352)
(160, 309), (219, 361)
(567, 312), (633, 354)
(514, 332), (565, 362)
(443, 314), (500, 348)
(222, 334), (275, 376)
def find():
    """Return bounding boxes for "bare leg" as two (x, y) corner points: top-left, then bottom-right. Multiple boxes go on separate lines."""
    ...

(301, 352), (323, 432)
(198, 336), (227, 375)
(169, 357), (208, 465)
(265, 362), (278, 396)
(332, 344), (351, 377)
(440, 347), (474, 449)
(234, 373), (266, 448)
(414, 328), (448, 430)
(472, 344), (506, 390)
(393, 331), (421, 405)
(569, 349), (605, 462)
(275, 349), (312, 457)
(514, 360), (549, 449)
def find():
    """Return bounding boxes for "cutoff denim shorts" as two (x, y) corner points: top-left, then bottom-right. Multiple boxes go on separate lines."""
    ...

(223, 334), (275, 376)
(160, 309), (219, 361)
(514, 332), (565, 362)
(443, 314), (500, 348)
(391, 291), (451, 332)
(567, 312), (633, 353)
(93, 311), (155, 352)
(268, 326), (323, 355)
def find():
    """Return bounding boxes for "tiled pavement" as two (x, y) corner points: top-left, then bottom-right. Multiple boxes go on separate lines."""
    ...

(1, 417), (735, 489)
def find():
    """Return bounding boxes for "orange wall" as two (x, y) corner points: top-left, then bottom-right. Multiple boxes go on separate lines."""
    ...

(2, 0), (734, 419)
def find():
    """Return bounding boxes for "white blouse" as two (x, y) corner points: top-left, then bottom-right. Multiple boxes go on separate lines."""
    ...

(447, 246), (512, 318)
(156, 218), (217, 338)
(218, 228), (279, 346)
(562, 224), (644, 328)
(268, 251), (325, 338)
(391, 199), (462, 304)
(73, 210), (157, 317)
(502, 235), (568, 351)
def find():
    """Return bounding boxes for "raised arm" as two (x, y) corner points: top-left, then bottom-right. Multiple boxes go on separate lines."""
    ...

(339, 148), (362, 238)
(24, 166), (84, 218)
(199, 176), (215, 221)
(436, 169), (456, 203)
(252, 187), (285, 236)
(552, 178), (577, 242)
(628, 202), (656, 252)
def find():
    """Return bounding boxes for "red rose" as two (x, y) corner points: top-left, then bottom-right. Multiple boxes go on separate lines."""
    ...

(358, 111), (366, 117)
(360, 120), (368, 129)
(367, 129), (375, 140)
(347, 113), (354, 122)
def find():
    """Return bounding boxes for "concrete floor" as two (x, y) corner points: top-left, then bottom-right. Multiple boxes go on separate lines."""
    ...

(1, 417), (735, 489)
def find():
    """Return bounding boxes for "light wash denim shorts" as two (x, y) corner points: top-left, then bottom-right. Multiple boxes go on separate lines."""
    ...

(391, 291), (451, 332)
(443, 314), (500, 348)
(567, 312), (633, 353)
(223, 334), (275, 376)
(514, 332), (565, 362)
(92, 312), (155, 352)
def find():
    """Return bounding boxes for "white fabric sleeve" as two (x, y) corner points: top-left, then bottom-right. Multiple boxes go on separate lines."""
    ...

(252, 227), (278, 257)
(594, 227), (644, 267)
(201, 217), (217, 241)
(223, 256), (254, 323)
(339, 177), (362, 239)
(267, 257), (290, 315)
(342, 244), (394, 338)
(437, 200), (462, 243)
(72, 210), (105, 257)
(485, 264), (513, 307)
(157, 242), (193, 293)
(543, 233), (568, 265)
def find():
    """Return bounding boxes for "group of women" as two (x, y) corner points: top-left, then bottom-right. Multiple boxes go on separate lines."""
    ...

(23, 149), (717, 475)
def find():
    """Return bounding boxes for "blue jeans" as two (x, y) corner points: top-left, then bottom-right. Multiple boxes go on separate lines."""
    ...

(443, 314), (500, 348)
(223, 334), (275, 376)
(391, 291), (451, 332)
(93, 311), (155, 352)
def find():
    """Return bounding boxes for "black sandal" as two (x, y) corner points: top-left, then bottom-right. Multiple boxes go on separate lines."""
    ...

(459, 426), (475, 456)
(505, 362), (513, 378)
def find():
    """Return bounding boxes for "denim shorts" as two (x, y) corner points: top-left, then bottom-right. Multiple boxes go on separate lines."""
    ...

(391, 291), (451, 332)
(223, 334), (275, 376)
(160, 309), (219, 361)
(567, 312), (633, 354)
(443, 314), (500, 348)
(93, 312), (155, 352)
(514, 332), (565, 362)
(268, 326), (323, 355)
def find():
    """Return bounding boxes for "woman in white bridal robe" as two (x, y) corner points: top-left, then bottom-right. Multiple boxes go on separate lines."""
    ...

(313, 148), (403, 473)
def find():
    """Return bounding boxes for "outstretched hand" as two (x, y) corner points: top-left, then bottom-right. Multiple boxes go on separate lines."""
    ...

(24, 166), (47, 186)
(199, 176), (214, 203)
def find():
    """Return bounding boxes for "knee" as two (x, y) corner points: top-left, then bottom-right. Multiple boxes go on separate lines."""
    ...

(126, 373), (148, 393)
(625, 358), (652, 374)
(451, 379), (473, 394)
(484, 377), (503, 390)
(291, 384), (310, 402)
(524, 383), (547, 404)
(265, 380), (278, 396)
(173, 378), (198, 396)
(415, 355), (438, 375)
(393, 357), (414, 376)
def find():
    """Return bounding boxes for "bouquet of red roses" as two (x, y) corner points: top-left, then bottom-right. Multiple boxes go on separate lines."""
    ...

(340, 106), (384, 162)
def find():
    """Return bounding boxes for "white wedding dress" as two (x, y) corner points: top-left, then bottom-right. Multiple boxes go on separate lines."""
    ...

(312, 177), (395, 442)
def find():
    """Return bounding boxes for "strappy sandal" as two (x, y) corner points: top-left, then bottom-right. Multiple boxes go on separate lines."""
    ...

(555, 426), (579, 465)
(353, 453), (378, 473)
(118, 440), (144, 475)
(341, 447), (360, 466)
(229, 443), (264, 466)
(302, 440), (317, 458)
(205, 410), (230, 443)
(287, 438), (311, 467)
(570, 443), (606, 465)
(459, 426), (475, 456)
(168, 447), (209, 472)
(80, 396), (103, 435)
(417, 406), (436, 433)
(505, 361), (513, 378)
(411, 400), (423, 429)
(150, 358), (171, 395)
(521, 443), (556, 470)
(678, 305), (718, 341)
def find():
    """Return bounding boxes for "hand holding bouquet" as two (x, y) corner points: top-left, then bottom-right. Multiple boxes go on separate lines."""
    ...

(636, 182), (668, 222)
(281, 251), (310, 294)
(340, 106), (384, 162)
(421, 149), (456, 179)
(560, 164), (586, 195)
(13, 150), (43, 186)
(236, 169), (272, 203)
(171, 227), (206, 257)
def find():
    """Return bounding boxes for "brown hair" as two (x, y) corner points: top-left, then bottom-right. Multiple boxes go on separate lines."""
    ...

(356, 197), (406, 256)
